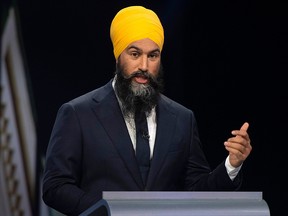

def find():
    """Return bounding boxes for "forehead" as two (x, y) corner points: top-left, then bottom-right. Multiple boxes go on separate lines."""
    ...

(127, 38), (160, 52)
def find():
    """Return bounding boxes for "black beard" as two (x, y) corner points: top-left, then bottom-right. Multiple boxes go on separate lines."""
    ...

(114, 63), (164, 118)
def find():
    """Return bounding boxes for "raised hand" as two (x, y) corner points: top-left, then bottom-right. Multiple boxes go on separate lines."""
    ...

(224, 122), (252, 168)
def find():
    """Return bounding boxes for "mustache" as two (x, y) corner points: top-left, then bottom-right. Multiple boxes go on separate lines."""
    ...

(125, 70), (153, 80)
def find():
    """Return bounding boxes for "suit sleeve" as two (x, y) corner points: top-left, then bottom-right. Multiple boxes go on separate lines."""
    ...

(42, 103), (99, 215)
(184, 111), (242, 191)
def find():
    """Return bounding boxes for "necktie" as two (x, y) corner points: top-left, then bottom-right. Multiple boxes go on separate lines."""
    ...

(135, 110), (150, 185)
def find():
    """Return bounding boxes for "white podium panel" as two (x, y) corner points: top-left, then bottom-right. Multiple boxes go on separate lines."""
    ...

(80, 191), (270, 216)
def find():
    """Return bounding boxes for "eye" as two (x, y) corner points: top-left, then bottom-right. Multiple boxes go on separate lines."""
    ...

(148, 52), (160, 60)
(131, 51), (140, 58)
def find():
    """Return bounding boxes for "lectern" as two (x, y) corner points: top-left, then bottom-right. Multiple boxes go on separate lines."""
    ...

(80, 191), (270, 216)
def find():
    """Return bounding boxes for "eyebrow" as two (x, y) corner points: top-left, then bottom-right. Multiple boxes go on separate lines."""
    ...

(127, 45), (160, 53)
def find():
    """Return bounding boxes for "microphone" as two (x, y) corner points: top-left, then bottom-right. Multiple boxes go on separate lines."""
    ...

(142, 130), (150, 140)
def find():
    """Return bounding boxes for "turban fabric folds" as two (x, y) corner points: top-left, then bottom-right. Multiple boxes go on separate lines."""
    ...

(110, 6), (164, 60)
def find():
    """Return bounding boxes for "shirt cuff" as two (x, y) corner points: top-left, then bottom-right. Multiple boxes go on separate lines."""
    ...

(225, 156), (242, 181)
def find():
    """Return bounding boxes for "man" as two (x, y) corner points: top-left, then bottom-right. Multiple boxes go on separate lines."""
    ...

(42, 5), (252, 216)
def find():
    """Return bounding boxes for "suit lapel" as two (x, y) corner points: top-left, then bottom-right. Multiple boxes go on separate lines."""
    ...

(89, 82), (177, 189)
(90, 81), (143, 188)
(146, 95), (177, 187)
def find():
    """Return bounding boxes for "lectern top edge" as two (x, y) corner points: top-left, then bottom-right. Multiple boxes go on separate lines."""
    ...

(103, 191), (263, 200)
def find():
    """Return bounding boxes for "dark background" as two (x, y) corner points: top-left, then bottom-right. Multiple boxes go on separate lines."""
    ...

(12, 0), (288, 215)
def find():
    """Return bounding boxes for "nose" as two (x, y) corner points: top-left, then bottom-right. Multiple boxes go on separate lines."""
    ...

(138, 56), (148, 72)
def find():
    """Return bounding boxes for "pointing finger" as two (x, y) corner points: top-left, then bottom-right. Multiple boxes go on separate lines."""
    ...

(240, 122), (249, 132)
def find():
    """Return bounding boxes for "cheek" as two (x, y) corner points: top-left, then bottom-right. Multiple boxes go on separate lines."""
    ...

(149, 62), (161, 76)
(123, 66), (136, 77)
(121, 61), (139, 75)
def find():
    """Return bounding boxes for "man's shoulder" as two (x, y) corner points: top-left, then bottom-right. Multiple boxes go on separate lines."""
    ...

(159, 94), (192, 114)
(66, 80), (113, 105)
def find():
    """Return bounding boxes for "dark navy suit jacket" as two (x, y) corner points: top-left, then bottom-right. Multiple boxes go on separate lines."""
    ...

(42, 79), (241, 215)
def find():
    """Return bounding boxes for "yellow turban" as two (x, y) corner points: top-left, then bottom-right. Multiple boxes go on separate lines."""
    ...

(110, 6), (164, 60)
